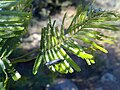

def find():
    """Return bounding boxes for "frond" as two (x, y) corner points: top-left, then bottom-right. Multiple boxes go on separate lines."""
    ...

(33, 19), (81, 74)
(33, 4), (120, 74)
(0, 0), (32, 38)
(0, 0), (32, 85)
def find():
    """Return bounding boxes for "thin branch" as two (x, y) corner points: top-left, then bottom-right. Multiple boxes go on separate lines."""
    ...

(11, 57), (36, 64)
(11, 49), (39, 61)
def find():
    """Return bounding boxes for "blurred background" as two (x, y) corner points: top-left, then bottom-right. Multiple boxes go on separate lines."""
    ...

(9, 0), (120, 90)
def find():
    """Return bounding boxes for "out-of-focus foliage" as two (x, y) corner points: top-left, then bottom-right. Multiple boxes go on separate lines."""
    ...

(0, 0), (32, 89)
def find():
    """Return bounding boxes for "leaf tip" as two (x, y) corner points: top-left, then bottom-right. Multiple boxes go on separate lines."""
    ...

(33, 70), (37, 75)
(12, 71), (21, 81)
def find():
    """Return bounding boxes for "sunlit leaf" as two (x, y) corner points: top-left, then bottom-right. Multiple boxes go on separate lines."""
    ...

(11, 71), (21, 81)
(33, 54), (43, 75)
(92, 42), (108, 53)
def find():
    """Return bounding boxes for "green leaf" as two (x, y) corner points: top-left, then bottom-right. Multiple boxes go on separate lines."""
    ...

(61, 13), (66, 36)
(63, 41), (93, 59)
(33, 28), (45, 75)
(92, 42), (108, 53)
(33, 54), (43, 75)
(0, 11), (31, 17)
(11, 71), (21, 81)
(59, 48), (81, 72)
(85, 59), (91, 65)
(84, 23), (119, 31)
(102, 40), (114, 44)
(0, 37), (20, 58)
(68, 67), (74, 73)
(66, 4), (84, 34)
(90, 59), (95, 64)
(0, 1), (17, 8)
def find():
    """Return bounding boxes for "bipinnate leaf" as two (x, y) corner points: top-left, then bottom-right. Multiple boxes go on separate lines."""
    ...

(33, 3), (120, 75)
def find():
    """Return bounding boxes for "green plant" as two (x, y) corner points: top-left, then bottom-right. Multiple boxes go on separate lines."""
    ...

(0, 0), (120, 90)
(0, 0), (32, 89)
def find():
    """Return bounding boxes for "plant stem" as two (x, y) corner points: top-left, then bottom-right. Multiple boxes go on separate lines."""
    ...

(11, 49), (39, 64)
(11, 48), (39, 59)
(11, 57), (36, 64)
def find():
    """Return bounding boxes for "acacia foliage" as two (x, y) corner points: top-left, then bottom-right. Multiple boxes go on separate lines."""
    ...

(0, 0), (120, 90)
(33, 4), (120, 74)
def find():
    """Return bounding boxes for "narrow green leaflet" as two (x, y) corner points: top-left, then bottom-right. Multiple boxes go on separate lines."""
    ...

(92, 42), (108, 53)
(0, 37), (20, 58)
(63, 41), (93, 59)
(102, 40), (114, 44)
(59, 47), (81, 72)
(84, 23), (119, 31)
(33, 29), (45, 75)
(11, 71), (21, 81)
(0, 1), (17, 8)
(33, 54), (43, 75)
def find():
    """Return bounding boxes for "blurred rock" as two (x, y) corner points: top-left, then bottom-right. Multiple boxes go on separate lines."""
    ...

(21, 33), (41, 50)
(95, 87), (103, 90)
(47, 79), (78, 90)
(100, 73), (116, 83)
(94, 0), (120, 11)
